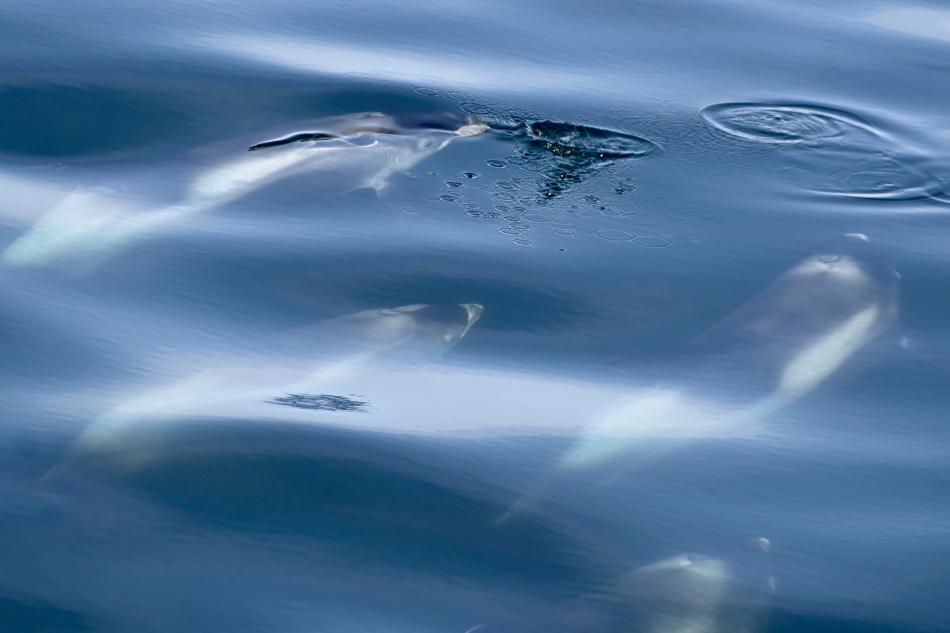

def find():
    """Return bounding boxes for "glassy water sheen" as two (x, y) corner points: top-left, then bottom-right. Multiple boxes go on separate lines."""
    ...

(1, 1), (949, 631)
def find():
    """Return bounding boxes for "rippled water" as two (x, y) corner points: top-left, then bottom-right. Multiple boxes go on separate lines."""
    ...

(2, 1), (950, 631)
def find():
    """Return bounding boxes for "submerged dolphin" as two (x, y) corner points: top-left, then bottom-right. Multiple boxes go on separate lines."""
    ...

(562, 233), (899, 470)
(1, 112), (488, 274)
(496, 234), (899, 522)
(70, 302), (483, 470)
(608, 546), (772, 633)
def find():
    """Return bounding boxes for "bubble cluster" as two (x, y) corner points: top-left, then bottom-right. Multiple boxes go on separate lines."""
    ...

(526, 121), (659, 158)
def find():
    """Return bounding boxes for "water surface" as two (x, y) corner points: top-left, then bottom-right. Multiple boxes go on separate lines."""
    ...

(1, 1), (949, 631)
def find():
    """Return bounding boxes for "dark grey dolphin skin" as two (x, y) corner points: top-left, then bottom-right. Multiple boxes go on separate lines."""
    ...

(248, 131), (340, 151)
(247, 111), (482, 151)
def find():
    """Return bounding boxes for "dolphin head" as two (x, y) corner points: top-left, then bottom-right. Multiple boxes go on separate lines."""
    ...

(625, 554), (733, 611)
(349, 303), (484, 360)
(782, 232), (900, 329)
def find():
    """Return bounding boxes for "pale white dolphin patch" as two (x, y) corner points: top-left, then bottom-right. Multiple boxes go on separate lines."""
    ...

(774, 303), (879, 400)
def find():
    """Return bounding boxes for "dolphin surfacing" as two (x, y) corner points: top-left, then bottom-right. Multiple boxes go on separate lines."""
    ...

(2, 112), (488, 274)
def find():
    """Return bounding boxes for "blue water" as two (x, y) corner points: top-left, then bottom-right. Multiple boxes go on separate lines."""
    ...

(1, 1), (950, 631)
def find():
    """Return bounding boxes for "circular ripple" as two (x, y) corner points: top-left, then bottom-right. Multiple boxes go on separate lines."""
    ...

(446, 89), (477, 102)
(826, 156), (950, 203)
(498, 227), (523, 236)
(461, 102), (500, 117)
(486, 159), (507, 168)
(634, 235), (673, 248)
(505, 107), (544, 120)
(663, 207), (717, 222)
(701, 103), (881, 144)
(523, 213), (552, 223)
(512, 238), (534, 247)
(412, 85), (440, 96)
(593, 229), (635, 242)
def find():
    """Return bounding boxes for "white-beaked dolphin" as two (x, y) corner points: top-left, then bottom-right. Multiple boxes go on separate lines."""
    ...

(1, 112), (488, 274)
(69, 302), (483, 470)
(495, 234), (900, 523)
(561, 233), (899, 471)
